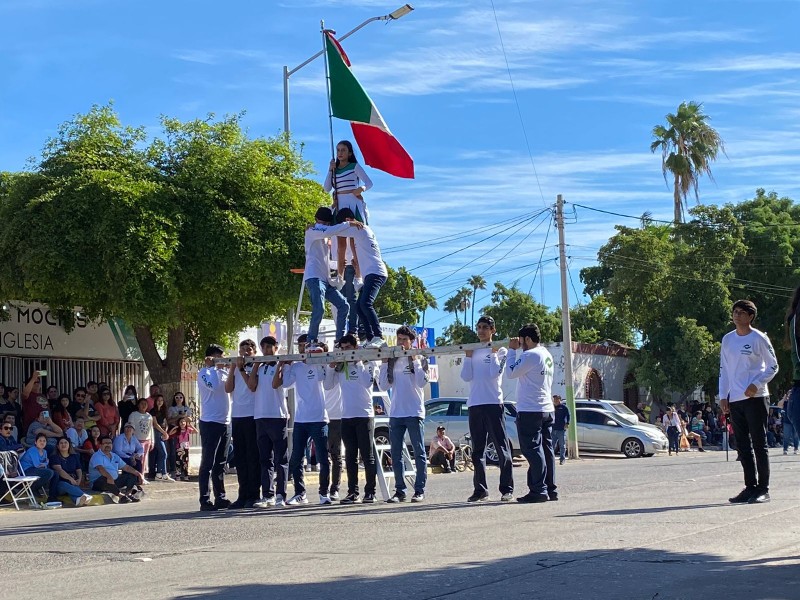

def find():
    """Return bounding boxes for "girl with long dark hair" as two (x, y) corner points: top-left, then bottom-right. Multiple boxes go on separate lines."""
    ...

(323, 140), (373, 289)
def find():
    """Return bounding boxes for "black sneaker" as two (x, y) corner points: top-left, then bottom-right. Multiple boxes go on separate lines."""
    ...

(341, 493), (360, 505)
(118, 495), (131, 504)
(729, 487), (757, 504)
(229, 499), (247, 509)
(548, 493), (559, 501)
(362, 493), (376, 504)
(467, 492), (489, 503)
(214, 498), (231, 510)
(748, 490), (770, 504)
(200, 502), (218, 512)
(243, 500), (256, 509)
(128, 494), (141, 503)
(698, 447), (705, 452)
(411, 492), (424, 503)
(516, 493), (548, 504)
(386, 491), (407, 503)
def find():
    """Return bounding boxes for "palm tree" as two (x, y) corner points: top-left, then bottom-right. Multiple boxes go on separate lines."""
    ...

(650, 101), (725, 223)
(457, 287), (472, 325)
(444, 294), (462, 324)
(421, 291), (438, 329)
(467, 275), (487, 328)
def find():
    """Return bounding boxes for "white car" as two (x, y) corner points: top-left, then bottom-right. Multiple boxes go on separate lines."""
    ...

(576, 408), (668, 458)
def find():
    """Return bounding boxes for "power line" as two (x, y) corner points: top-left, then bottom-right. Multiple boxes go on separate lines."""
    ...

(381, 209), (542, 254)
(406, 210), (548, 273)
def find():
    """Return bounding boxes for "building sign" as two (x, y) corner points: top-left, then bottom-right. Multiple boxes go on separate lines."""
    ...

(0, 302), (142, 360)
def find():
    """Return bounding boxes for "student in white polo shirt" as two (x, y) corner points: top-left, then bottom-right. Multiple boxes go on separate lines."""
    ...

(225, 339), (260, 509)
(460, 315), (513, 502)
(325, 333), (377, 504)
(274, 334), (332, 506)
(246, 336), (290, 508)
(379, 326), (429, 503)
(197, 344), (232, 512)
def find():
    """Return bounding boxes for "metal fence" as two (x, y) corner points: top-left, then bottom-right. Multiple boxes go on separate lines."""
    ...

(0, 355), (145, 400)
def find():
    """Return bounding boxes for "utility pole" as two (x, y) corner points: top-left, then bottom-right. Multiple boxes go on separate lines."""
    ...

(556, 194), (579, 459)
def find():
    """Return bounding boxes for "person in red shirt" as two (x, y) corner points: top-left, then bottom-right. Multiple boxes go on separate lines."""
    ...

(94, 387), (120, 437)
(22, 371), (49, 431)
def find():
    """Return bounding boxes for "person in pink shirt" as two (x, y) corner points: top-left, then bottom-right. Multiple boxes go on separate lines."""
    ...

(429, 426), (456, 473)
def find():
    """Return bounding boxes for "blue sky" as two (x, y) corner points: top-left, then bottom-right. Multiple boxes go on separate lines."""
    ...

(2, 0), (800, 335)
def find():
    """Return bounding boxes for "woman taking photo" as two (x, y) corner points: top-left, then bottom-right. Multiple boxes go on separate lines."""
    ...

(118, 385), (138, 426)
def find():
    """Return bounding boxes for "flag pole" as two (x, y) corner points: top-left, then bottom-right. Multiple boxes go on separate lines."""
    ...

(321, 22), (338, 211)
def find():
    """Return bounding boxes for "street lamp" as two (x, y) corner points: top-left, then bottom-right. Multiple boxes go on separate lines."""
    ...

(282, 4), (414, 134)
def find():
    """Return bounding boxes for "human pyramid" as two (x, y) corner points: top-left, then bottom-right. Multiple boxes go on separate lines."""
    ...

(194, 142), (560, 511)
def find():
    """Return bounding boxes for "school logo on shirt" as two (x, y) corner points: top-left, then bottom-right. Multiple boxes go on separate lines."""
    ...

(200, 373), (214, 389)
(542, 356), (554, 376)
(741, 344), (752, 356)
(306, 369), (316, 380)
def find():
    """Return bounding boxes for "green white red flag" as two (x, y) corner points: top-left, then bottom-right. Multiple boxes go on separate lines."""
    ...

(324, 31), (414, 179)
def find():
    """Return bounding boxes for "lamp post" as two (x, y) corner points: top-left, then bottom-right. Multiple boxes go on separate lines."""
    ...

(282, 4), (414, 135)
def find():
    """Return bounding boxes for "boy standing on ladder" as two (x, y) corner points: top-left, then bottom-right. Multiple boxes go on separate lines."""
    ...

(303, 207), (363, 346)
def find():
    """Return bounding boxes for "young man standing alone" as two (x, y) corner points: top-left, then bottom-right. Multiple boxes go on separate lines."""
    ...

(507, 323), (556, 503)
(552, 395), (570, 466)
(720, 300), (779, 504)
(460, 315), (513, 502)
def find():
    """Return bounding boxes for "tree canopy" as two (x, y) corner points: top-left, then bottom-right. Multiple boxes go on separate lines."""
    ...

(0, 105), (324, 386)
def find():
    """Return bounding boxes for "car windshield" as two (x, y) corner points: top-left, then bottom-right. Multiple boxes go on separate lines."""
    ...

(611, 403), (637, 417)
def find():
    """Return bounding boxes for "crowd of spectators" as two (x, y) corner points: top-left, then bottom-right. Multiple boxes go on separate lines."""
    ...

(653, 401), (726, 453)
(0, 372), (195, 508)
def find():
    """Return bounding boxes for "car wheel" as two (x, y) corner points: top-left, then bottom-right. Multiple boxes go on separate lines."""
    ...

(622, 438), (644, 458)
(485, 442), (499, 464)
(374, 428), (392, 468)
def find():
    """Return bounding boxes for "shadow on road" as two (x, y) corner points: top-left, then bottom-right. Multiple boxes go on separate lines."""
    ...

(166, 548), (800, 600)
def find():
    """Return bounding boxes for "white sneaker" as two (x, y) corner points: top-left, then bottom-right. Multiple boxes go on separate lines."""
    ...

(274, 494), (286, 507)
(161, 474), (176, 482)
(76, 494), (89, 507)
(286, 493), (308, 506)
(367, 336), (386, 349)
(795, 449), (798, 455)
(331, 275), (345, 290)
(784, 450), (788, 455)
(501, 492), (514, 502)
(140, 479), (150, 485)
(354, 277), (364, 292)
(253, 497), (272, 509)
(304, 465), (311, 472)
(319, 495), (332, 505)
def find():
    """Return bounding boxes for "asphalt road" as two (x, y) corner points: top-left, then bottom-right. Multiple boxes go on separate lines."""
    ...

(3, 450), (800, 600)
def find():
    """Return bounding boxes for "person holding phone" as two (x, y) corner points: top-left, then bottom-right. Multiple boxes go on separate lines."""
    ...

(21, 371), (49, 431)
(25, 411), (62, 452)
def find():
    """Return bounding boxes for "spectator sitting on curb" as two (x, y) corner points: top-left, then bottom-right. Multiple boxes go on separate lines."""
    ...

(88, 435), (145, 503)
(683, 419), (705, 452)
(113, 423), (144, 471)
(19, 432), (54, 501)
(429, 426), (456, 473)
(50, 437), (93, 507)
(81, 425), (103, 470)
(26, 411), (63, 452)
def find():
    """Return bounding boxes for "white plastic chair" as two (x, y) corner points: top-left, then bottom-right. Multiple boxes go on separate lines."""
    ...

(0, 450), (39, 510)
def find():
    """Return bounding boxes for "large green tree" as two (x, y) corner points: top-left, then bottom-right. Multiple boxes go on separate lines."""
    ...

(0, 105), (324, 397)
(564, 295), (635, 346)
(467, 274), (487, 328)
(580, 205), (745, 397)
(728, 189), (800, 392)
(481, 282), (560, 341)
(651, 101), (725, 223)
(373, 265), (434, 326)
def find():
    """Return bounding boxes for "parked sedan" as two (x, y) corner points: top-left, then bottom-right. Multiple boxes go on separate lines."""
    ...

(423, 397), (521, 461)
(373, 397), (521, 463)
(576, 408), (668, 458)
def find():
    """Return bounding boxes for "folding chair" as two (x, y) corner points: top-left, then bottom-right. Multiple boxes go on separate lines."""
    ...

(0, 450), (39, 510)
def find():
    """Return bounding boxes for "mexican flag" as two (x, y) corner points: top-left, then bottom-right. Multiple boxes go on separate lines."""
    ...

(325, 31), (414, 179)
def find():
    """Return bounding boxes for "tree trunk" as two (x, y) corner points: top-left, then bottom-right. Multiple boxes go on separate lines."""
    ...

(471, 289), (476, 329)
(134, 324), (185, 396)
(673, 173), (682, 224)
